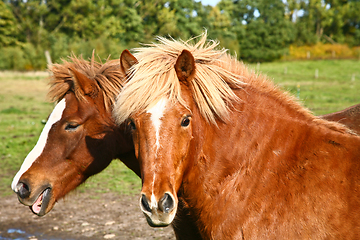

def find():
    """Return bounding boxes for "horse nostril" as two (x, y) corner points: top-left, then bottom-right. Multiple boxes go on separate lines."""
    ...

(141, 194), (152, 213)
(159, 193), (174, 213)
(16, 182), (30, 199)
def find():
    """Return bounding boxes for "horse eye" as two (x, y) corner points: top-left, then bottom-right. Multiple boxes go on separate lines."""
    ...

(65, 122), (80, 131)
(181, 116), (191, 127)
(128, 119), (136, 130)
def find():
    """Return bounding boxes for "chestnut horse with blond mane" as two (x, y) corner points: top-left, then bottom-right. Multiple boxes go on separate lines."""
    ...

(114, 34), (360, 239)
(11, 54), (202, 240)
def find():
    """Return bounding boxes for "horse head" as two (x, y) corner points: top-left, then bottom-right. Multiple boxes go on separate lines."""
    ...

(11, 57), (135, 216)
(116, 49), (206, 227)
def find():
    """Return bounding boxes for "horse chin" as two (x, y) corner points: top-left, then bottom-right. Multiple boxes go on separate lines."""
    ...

(144, 214), (172, 228)
(30, 188), (53, 216)
(142, 209), (177, 228)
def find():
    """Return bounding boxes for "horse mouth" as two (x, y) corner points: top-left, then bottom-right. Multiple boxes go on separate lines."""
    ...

(30, 188), (52, 216)
(145, 215), (171, 228)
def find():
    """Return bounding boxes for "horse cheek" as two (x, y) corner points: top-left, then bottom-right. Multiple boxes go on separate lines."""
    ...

(175, 127), (192, 178)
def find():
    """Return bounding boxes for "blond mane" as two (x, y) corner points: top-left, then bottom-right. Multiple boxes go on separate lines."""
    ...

(48, 54), (125, 111)
(114, 32), (246, 124)
(113, 33), (353, 135)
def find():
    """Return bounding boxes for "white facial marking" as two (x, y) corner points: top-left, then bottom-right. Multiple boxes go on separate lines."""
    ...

(146, 98), (168, 153)
(151, 173), (156, 199)
(151, 193), (158, 209)
(11, 99), (67, 191)
(146, 98), (168, 200)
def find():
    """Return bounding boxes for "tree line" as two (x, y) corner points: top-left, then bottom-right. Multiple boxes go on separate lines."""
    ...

(1, 0), (360, 70)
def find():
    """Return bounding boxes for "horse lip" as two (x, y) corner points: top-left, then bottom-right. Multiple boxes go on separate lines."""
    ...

(142, 207), (176, 228)
(144, 215), (171, 228)
(30, 187), (52, 216)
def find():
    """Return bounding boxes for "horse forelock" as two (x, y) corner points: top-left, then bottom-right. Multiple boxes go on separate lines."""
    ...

(48, 55), (125, 112)
(114, 32), (246, 125)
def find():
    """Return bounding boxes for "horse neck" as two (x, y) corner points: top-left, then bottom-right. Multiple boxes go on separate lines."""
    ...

(180, 86), (357, 238)
(103, 101), (139, 176)
(183, 86), (312, 187)
(112, 124), (140, 176)
(91, 96), (140, 177)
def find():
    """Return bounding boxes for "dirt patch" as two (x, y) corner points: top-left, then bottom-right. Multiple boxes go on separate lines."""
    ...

(0, 192), (174, 239)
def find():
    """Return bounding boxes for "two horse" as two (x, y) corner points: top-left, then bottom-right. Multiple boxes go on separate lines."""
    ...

(12, 36), (360, 239)
(114, 34), (360, 239)
(11, 54), (201, 240)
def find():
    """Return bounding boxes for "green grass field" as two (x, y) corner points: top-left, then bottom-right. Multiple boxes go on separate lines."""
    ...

(249, 59), (360, 115)
(0, 59), (359, 197)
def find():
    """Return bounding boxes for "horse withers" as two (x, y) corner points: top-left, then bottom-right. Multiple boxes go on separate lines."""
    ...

(114, 33), (360, 239)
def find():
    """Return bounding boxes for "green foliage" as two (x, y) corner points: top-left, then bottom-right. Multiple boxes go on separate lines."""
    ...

(0, 1), (18, 47)
(2, 0), (360, 68)
(67, 37), (127, 61)
(237, 0), (295, 62)
(47, 32), (71, 62)
(0, 46), (27, 70)
(206, 5), (240, 56)
(0, 43), (47, 70)
(293, 20), (318, 46)
(23, 43), (47, 70)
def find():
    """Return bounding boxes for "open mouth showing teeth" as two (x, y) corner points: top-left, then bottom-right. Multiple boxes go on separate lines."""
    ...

(30, 188), (51, 216)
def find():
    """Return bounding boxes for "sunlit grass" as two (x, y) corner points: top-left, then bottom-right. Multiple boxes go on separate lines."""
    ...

(249, 59), (360, 115)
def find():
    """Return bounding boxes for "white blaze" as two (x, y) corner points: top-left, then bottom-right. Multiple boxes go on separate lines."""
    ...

(146, 98), (168, 152)
(146, 98), (168, 199)
(151, 193), (158, 209)
(11, 98), (67, 191)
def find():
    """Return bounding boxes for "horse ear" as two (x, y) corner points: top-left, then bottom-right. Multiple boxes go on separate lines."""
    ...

(175, 49), (196, 83)
(70, 67), (98, 97)
(120, 49), (138, 74)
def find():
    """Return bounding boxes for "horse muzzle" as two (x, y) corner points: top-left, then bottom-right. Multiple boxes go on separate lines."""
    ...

(14, 180), (53, 216)
(139, 192), (177, 227)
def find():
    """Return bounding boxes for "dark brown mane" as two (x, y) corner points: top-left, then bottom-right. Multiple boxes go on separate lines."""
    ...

(48, 54), (125, 111)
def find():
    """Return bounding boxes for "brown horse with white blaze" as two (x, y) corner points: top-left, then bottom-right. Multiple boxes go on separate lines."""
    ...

(11, 55), (136, 215)
(114, 34), (360, 239)
(11, 54), (202, 240)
